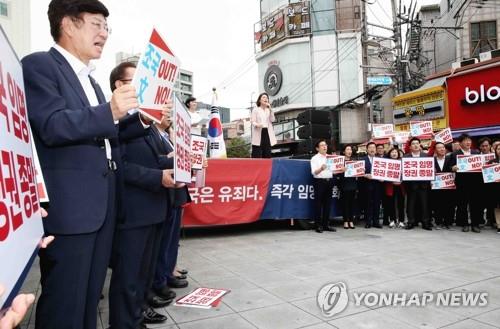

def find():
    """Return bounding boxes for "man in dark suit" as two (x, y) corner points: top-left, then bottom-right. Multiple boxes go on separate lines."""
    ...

(431, 142), (454, 229)
(107, 63), (174, 329)
(22, 1), (146, 328)
(449, 133), (482, 233)
(404, 137), (432, 230)
(361, 142), (383, 228)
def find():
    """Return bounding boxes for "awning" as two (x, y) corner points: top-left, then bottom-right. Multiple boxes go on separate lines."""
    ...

(451, 126), (500, 137)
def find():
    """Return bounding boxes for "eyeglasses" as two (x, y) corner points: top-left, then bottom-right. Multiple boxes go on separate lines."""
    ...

(119, 79), (133, 84)
(72, 17), (111, 34)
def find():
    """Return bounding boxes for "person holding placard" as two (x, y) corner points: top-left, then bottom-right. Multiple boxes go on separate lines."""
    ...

(384, 148), (406, 229)
(403, 138), (432, 231)
(431, 142), (454, 229)
(22, 1), (149, 328)
(449, 134), (482, 233)
(251, 93), (277, 158)
(361, 142), (383, 229)
(310, 140), (336, 233)
(339, 145), (357, 229)
(486, 143), (500, 233)
(478, 137), (495, 228)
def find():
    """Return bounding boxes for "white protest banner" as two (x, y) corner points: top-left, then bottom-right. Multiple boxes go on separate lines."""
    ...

(191, 135), (208, 171)
(175, 287), (230, 309)
(402, 157), (435, 181)
(132, 28), (180, 123)
(481, 153), (495, 165)
(174, 95), (192, 183)
(393, 131), (410, 144)
(326, 155), (345, 174)
(431, 173), (456, 189)
(457, 154), (483, 173)
(345, 160), (365, 177)
(372, 124), (394, 139)
(434, 128), (453, 144)
(482, 163), (500, 183)
(0, 27), (44, 309)
(371, 158), (401, 182)
(410, 121), (433, 137)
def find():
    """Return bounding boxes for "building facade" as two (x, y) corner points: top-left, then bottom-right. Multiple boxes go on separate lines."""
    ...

(0, 0), (31, 59)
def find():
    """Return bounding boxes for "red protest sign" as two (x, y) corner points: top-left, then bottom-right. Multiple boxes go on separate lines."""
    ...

(402, 157), (435, 181)
(481, 163), (500, 183)
(372, 124), (394, 139)
(326, 155), (345, 174)
(345, 160), (365, 177)
(431, 172), (456, 189)
(434, 128), (453, 144)
(371, 158), (401, 182)
(190, 135), (207, 171)
(457, 154), (483, 173)
(410, 121), (433, 138)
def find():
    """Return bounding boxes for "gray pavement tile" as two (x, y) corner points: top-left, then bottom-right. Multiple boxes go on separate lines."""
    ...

(265, 281), (318, 301)
(472, 308), (500, 328)
(165, 301), (234, 324)
(375, 304), (466, 328)
(222, 287), (284, 312)
(240, 303), (322, 329)
(177, 314), (256, 329)
(298, 323), (337, 329)
(328, 309), (418, 329)
(440, 319), (499, 329)
(291, 296), (371, 321)
(242, 270), (303, 288)
(199, 276), (260, 291)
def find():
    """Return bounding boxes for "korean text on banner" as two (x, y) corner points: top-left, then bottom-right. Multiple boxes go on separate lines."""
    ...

(191, 135), (208, 171)
(326, 155), (345, 174)
(481, 153), (495, 165)
(371, 158), (401, 182)
(482, 163), (500, 183)
(0, 26), (44, 309)
(431, 173), (456, 189)
(132, 28), (180, 123)
(434, 128), (453, 144)
(372, 124), (394, 139)
(174, 95), (192, 183)
(345, 160), (365, 177)
(402, 157), (435, 181)
(175, 287), (230, 309)
(457, 154), (483, 173)
(410, 121), (433, 137)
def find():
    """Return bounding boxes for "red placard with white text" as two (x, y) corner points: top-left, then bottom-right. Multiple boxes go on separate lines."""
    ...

(434, 128), (453, 144)
(402, 157), (435, 181)
(326, 155), (345, 174)
(457, 154), (483, 173)
(431, 173), (456, 189)
(190, 135), (207, 171)
(410, 121), (433, 137)
(174, 96), (192, 183)
(481, 153), (495, 165)
(393, 131), (410, 144)
(482, 163), (500, 183)
(175, 287), (230, 309)
(132, 28), (180, 123)
(371, 158), (401, 182)
(345, 160), (365, 177)
(0, 27), (44, 309)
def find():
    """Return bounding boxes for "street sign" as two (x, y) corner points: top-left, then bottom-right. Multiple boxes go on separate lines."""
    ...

(367, 76), (393, 85)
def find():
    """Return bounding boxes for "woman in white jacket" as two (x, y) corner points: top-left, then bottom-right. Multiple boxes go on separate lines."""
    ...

(251, 93), (277, 158)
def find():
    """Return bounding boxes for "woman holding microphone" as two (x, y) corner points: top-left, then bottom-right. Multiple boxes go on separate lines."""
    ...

(251, 93), (277, 158)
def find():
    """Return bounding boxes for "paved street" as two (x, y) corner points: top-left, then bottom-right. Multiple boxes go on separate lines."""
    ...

(19, 222), (500, 329)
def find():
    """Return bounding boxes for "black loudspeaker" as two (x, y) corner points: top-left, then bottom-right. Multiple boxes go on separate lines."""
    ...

(297, 124), (331, 139)
(296, 139), (334, 154)
(296, 109), (331, 125)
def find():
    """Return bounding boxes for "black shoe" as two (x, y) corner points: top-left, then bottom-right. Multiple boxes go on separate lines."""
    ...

(315, 226), (323, 233)
(462, 226), (470, 232)
(422, 226), (432, 231)
(364, 224), (371, 229)
(372, 224), (383, 229)
(142, 307), (167, 324)
(471, 226), (481, 233)
(167, 278), (189, 289)
(325, 226), (337, 232)
(175, 274), (187, 280)
(154, 285), (177, 300)
(177, 269), (188, 275)
(138, 323), (147, 329)
(148, 295), (174, 308)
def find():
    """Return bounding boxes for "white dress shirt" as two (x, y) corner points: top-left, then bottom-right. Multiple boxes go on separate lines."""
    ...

(311, 153), (332, 179)
(54, 44), (112, 160)
(189, 111), (202, 135)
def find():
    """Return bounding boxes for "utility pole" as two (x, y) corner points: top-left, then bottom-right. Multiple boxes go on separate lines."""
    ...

(391, 0), (403, 94)
(361, 0), (371, 127)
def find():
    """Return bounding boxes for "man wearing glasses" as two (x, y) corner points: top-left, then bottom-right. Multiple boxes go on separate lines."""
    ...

(22, 1), (146, 328)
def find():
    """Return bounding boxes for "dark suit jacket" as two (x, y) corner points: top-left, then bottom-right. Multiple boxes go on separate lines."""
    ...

(403, 152), (431, 190)
(360, 155), (382, 191)
(448, 149), (482, 187)
(22, 47), (145, 235)
(120, 128), (174, 229)
(434, 155), (453, 173)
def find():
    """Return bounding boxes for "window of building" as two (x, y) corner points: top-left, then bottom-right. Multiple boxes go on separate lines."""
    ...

(0, 1), (8, 17)
(470, 20), (497, 58)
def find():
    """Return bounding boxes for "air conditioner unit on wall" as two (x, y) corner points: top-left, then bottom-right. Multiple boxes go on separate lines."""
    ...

(451, 58), (478, 69)
(479, 49), (500, 62)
